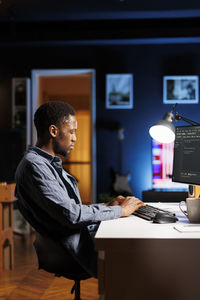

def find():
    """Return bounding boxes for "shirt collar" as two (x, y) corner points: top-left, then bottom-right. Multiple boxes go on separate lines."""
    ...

(27, 146), (77, 182)
(28, 145), (62, 166)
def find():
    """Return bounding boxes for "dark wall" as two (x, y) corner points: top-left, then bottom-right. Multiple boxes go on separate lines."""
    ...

(0, 42), (200, 198)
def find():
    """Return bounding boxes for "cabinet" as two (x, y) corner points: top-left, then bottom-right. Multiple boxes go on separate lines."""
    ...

(95, 204), (200, 300)
(0, 183), (16, 272)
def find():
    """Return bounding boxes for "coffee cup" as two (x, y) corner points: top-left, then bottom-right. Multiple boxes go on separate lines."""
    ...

(179, 198), (200, 223)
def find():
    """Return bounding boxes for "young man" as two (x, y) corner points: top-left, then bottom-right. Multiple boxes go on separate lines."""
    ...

(15, 101), (145, 277)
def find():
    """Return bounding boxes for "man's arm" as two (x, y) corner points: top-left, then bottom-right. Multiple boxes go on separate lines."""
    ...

(19, 159), (122, 227)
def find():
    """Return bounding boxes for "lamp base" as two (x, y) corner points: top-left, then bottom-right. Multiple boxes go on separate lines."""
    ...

(188, 185), (200, 198)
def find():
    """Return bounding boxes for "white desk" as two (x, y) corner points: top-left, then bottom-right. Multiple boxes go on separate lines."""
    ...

(95, 203), (200, 300)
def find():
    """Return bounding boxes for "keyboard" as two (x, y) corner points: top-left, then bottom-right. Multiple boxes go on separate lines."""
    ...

(132, 204), (176, 221)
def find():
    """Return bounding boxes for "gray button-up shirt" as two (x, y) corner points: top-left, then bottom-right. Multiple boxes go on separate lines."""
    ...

(15, 146), (122, 277)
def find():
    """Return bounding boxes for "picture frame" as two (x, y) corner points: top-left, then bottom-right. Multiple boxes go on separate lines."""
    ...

(106, 74), (133, 109)
(163, 75), (199, 104)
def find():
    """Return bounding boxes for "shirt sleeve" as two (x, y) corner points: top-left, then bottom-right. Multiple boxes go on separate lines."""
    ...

(22, 159), (122, 229)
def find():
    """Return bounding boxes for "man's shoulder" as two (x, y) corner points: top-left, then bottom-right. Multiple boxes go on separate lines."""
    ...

(23, 149), (41, 162)
(20, 148), (49, 169)
(16, 149), (53, 180)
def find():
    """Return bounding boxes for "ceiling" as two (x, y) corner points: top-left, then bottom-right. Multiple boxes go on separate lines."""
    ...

(1, 0), (200, 22)
(1, 0), (200, 45)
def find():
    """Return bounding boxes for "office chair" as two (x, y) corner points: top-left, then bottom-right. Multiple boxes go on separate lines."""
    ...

(33, 231), (91, 300)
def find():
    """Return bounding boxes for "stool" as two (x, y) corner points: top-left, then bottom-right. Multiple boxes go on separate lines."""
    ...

(33, 232), (91, 300)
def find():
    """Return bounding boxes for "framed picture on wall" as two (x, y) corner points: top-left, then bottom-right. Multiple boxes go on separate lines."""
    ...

(106, 74), (133, 109)
(163, 75), (199, 104)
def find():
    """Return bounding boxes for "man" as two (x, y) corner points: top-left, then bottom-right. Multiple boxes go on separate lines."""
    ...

(15, 101), (145, 278)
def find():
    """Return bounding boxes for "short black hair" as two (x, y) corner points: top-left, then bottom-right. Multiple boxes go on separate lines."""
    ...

(34, 101), (75, 137)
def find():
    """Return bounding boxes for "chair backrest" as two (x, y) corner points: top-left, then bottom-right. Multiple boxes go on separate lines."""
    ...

(33, 232), (90, 281)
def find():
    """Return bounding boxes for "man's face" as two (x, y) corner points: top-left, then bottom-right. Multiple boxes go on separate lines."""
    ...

(52, 115), (77, 157)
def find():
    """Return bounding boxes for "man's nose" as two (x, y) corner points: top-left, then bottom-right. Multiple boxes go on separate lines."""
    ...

(72, 134), (77, 141)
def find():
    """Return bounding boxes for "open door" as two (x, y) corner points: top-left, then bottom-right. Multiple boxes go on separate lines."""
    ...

(31, 69), (96, 204)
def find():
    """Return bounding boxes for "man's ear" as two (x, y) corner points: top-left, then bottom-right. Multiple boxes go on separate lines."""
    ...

(49, 125), (58, 138)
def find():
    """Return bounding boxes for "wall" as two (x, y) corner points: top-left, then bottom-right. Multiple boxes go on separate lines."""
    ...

(0, 42), (200, 199)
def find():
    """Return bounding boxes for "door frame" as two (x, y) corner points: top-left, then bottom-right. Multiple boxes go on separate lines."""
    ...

(31, 69), (96, 203)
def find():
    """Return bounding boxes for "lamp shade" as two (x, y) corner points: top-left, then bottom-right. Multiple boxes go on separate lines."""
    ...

(149, 112), (175, 143)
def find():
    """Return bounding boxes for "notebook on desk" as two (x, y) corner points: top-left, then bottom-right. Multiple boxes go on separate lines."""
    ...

(174, 224), (200, 232)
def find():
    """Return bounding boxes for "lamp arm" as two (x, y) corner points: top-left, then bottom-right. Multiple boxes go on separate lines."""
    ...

(175, 113), (200, 126)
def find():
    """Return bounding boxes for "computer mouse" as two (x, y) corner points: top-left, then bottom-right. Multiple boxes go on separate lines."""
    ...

(153, 212), (178, 224)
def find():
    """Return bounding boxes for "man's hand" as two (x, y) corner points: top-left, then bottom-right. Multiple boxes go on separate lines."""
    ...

(104, 195), (145, 217)
(120, 196), (145, 217)
(104, 195), (125, 206)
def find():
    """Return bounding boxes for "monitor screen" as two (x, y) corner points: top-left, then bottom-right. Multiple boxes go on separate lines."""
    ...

(152, 139), (187, 190)
(172, 125), (200, 185)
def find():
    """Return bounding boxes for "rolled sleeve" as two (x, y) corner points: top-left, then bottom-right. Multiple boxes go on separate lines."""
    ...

(110, 205), (122, 218)
(76, 203), (122, 224)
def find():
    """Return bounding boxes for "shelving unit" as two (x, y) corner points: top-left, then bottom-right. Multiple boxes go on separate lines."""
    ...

(11, 77), (31, 236)
(12, 77), (31, 148)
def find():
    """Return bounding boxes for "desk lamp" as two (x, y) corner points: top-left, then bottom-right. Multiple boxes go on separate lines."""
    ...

(149, 103), (200, 143)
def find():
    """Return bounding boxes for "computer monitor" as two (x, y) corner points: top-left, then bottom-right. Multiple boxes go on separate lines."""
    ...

(152, 139), (187, 190)
(172, 125), (200, 185)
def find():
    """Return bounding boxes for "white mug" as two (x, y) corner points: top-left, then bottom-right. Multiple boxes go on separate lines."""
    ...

(179, 198), (200, 223)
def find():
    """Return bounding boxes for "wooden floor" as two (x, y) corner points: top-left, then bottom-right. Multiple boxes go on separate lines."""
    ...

(0, 234), (99, 300)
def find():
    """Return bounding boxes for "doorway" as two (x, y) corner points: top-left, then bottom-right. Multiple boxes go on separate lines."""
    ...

(31, 69), (96, 204)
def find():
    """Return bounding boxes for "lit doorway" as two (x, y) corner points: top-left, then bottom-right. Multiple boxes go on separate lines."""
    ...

(31, 69), (96, 204)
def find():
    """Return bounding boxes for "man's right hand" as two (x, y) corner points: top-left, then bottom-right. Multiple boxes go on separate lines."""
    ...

(120, 196), (145, 217)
